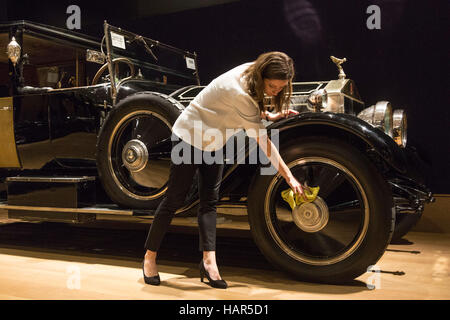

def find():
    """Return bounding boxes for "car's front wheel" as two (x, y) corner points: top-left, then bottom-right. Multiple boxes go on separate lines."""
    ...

(247, 137), (395, 283)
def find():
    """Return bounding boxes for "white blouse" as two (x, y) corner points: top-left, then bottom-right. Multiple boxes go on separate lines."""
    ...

(172, 62), (267, 151)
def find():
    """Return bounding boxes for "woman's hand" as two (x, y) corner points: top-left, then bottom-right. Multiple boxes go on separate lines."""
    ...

(286, 175), (307, 201)
(264, 109), (299, 122)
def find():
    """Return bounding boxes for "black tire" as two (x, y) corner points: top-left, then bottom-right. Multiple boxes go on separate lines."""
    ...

(97, 94), (181, 209)
(247, 137), (395, 283)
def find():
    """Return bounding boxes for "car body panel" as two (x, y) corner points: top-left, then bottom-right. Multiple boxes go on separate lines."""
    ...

(271, 112), (407, 173)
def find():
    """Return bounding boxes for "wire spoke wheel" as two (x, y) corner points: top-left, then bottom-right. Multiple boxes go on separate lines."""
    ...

(108, 110), (172, 200)
(97, 94), (181, 209)
(265, 157), (369, 265)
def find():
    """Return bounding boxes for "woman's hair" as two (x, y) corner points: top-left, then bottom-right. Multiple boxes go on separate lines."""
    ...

(242, 51), (295, 113)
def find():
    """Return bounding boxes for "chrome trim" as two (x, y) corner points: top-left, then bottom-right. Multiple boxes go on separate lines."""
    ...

(357, 101), (394, 137)
(373, 101), (393, 137)
(324, 79), (364, 105)
(324, 93), (345, 113)
(86, 49), (105, 64)
(5, 176), (95, 183)
(307, 89), (328, 112)
(357, 105), (373, 123)
(48, 83), (108, 92)
(338, 92), (364, 105)
(292, 196), (329, 232)
(121, 139), (148, 172)
(393, 109), (407, 147)
(292, 81), (327, 95)
(0, 204), (133, 216)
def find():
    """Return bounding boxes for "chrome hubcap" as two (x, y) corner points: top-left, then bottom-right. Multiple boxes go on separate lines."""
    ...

(292, 196), (329, 233)
(122, 139), (148, 172)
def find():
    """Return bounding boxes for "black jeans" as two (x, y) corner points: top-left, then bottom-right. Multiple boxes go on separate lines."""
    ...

(144, 137), (224, 252)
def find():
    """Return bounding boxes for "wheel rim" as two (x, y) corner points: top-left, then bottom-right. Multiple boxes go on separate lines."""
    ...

(264, 157), (369, 266)
(107, 110), (173, 200)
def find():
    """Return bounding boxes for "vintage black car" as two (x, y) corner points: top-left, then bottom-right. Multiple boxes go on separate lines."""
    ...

(0, 21), (433, 283)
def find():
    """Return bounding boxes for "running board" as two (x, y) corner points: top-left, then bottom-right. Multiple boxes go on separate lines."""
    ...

(0, 202), (247, 225)
(0, 203), (250, 230)
(0, 203), (132, 223)
(0, 204), (133, 215)
(0, 201), (247, 218)
(5, 176), (97, 208)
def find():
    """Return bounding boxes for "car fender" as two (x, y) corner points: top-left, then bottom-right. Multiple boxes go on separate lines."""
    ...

(98, 90), (185, 143)
(97, 90), (185, 148)
(116, 88), (185, 110)
(208, 112), (408, 203)
(267, 112), (407, 174)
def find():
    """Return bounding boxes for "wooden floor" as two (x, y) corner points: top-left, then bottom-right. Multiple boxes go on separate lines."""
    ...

(0, 213), (449, 300)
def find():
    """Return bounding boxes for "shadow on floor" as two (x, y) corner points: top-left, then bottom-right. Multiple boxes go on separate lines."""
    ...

(0, 221), (378, 295)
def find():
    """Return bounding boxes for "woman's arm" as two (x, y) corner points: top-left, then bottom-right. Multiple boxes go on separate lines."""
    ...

(261, 109), (299, 122)
(256, 135), (306, 199)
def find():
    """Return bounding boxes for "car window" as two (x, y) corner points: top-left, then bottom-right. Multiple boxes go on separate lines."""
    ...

(106, 25), (198, 88)
(1, 22), (200, 96)
(20, 34), (101, 89)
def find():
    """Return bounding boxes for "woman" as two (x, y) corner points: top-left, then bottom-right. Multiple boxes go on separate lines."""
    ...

(142, 51), (305, 289)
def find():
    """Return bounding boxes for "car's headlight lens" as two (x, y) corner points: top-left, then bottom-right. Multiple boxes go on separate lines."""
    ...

(357, 101), (393, 137)
(393, 109), (407, 147)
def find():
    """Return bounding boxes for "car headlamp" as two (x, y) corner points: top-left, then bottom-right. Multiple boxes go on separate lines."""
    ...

(393, 109), (407, 147)
(6, 37), (21, 66)
(307, 89), (328, 112)
(357, 101), (393, 138)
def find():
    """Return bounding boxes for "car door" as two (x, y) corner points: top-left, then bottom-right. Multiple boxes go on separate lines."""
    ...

(14, 92), (51, 169)
(48, 86), (106, 166)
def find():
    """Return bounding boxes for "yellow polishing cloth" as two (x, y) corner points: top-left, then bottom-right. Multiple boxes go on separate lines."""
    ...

(281, 186), (320, 210)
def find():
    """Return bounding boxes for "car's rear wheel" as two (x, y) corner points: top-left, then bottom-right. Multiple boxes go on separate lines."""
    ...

(97, 94), (180, 209)
(247, 137), (395, 283)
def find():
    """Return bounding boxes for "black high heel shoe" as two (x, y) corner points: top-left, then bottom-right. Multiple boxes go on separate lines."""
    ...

(142, 260), (160, 286)
(199, 260), (227, 289)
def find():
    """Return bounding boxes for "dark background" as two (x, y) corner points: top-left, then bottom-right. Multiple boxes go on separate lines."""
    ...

(2, 0), (449, 193)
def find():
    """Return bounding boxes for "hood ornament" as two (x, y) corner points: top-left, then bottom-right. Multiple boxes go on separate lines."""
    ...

(7, 37), (21, 66)
(330, 56), (347, 80)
